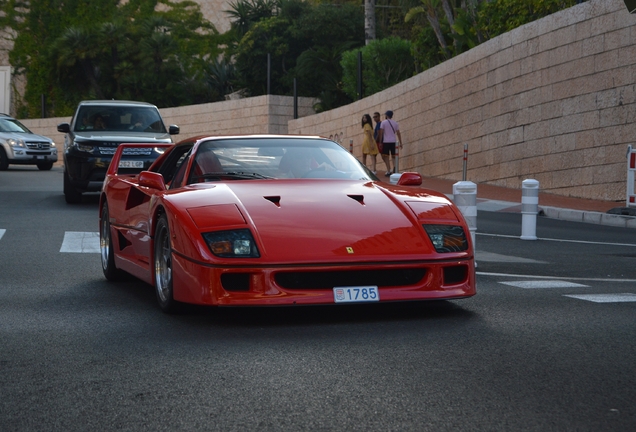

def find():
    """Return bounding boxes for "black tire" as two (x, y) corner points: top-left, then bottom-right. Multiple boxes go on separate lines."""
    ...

(0, 147), (8, 171)
(154, 214), (180, 313)
(37, 162), (53, 171)
(100, 202), (126, 281)
(63, 169), (83, 204)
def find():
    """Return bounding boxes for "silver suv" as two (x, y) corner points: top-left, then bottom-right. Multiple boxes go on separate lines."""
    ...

(0, 114), (57, 170)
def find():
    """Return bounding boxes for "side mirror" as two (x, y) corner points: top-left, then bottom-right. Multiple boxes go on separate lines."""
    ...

(57, 123), (70, 133)
(169, 125), (180, 135)
(138, 171), (166, 191)
(397, 172), (422, 186)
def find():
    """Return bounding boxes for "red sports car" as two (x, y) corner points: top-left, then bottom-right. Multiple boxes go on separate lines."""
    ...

(99, 135), (475, 312)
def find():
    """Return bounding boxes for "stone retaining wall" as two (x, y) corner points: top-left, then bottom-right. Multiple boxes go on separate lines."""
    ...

(18, 0), (635, 202)
(21, 95), (317, 167)
(289, 0), (635, 202)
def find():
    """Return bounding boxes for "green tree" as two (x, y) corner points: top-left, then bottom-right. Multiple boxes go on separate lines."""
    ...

(231, 0), (364, 110)
(3, 0), (220, 117)
(341, 37), (415, 100)
(479, 0), (577, 39)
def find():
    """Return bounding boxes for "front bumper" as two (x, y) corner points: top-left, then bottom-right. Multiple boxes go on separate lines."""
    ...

(171, 255), (476, 306)
(7, 146), (58, 164)
(65, 150), (162, 192)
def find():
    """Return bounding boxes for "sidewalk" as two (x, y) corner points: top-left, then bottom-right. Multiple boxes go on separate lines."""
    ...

(420, 177), (636, 229)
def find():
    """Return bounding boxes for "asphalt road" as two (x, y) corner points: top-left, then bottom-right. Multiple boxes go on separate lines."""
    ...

(1, 166), (635, 431)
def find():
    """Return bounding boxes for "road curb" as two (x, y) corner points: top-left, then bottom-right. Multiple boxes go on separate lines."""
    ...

(540, 206), (636, 229)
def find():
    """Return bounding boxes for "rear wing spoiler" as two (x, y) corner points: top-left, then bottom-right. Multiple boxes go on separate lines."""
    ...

(106, 143), (174, 176)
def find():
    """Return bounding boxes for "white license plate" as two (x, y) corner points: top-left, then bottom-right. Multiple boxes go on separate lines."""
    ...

(119, 160), (144, 169)
(333, 286), (379, 303)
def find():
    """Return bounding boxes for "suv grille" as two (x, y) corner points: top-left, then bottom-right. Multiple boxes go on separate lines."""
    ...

(26, 141), (51, 150)
(98, 147), (153, 156)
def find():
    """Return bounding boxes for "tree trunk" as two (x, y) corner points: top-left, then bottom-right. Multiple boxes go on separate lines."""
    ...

(364, 0), (376, 45)
(426, 9), (451, 59)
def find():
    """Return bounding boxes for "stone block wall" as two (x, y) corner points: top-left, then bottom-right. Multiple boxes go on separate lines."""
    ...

(289, 0), (635, 202)
(20, 95), (317, 166)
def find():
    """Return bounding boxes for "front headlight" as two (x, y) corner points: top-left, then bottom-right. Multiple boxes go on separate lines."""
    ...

(7, 138), (25, 147)
(74, 141), (94, 153)
(202, 229), (260, 258)
(423, 225), (468, 253)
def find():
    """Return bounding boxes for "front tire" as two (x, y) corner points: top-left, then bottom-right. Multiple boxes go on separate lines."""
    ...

(0, 148), (8, 170)
(100, 202), (126, 281)
(64, 169), (82, 204)
(154, 214), (179, 313)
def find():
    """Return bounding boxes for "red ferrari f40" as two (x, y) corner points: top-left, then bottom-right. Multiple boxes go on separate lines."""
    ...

(99, 135), (475, 312)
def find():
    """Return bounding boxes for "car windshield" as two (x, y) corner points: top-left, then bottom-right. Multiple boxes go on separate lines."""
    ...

(74, 106), (167, 133)
(0, 118), (32, 134)
(188, 137), (376, 183)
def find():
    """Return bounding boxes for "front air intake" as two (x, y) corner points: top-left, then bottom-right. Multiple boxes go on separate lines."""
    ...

(275, 269), (426, 290)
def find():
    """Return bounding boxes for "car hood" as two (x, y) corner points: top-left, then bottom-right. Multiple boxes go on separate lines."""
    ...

(2, 132), (53, 143)
(179, 180), (463, 263)
(73, 131), (172, 142)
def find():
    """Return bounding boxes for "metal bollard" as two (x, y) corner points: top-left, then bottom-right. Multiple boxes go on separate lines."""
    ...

(521, 179), (539, 240)
(453, 181), (477, 251)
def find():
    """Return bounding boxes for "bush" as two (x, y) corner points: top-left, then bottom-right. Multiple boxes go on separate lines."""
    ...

(341, 37), (415, 100)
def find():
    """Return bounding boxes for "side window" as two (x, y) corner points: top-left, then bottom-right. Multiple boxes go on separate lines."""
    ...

(150, 143), (193, 187)
(169, 151), (192, 189)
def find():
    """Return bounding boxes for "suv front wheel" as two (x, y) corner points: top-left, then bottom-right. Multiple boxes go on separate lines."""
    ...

(63, 169), (83, 203)
(0, 147), (8, 170)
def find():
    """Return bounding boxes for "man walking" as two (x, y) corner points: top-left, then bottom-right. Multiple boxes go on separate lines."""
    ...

(377, 110), (403, 176)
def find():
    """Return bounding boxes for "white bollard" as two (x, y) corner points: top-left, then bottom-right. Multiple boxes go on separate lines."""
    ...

(521, 179), (539, 240)
(453, 181), (477, 251)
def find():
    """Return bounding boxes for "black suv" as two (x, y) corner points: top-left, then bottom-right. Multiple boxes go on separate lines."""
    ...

(58, 100), (179, 203)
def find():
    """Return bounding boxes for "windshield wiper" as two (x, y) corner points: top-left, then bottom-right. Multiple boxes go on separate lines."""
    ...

(196, 171), (273, 180)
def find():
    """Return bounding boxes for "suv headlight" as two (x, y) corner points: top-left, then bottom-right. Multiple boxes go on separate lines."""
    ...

(73, 141), (94, 153)
(423, 225), (468, 253)
(7, 138), (25, 148)
(202, 229), (260, 258)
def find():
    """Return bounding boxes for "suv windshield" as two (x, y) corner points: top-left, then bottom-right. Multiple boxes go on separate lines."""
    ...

(0, 118), (32, 134)
(74, 106), (167, 133)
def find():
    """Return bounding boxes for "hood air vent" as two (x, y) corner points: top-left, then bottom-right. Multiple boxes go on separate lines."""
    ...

(264, 196), (281, 207)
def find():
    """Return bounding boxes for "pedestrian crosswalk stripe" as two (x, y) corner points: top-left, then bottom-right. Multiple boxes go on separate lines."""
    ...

(477, 251), (546, 263)
(563, 293), (636, 303)
(0, 229), (5, 241)
(500, 280), (588, 289)
(60, 231), (100, 253)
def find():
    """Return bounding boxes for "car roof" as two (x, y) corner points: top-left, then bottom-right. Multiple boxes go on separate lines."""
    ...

(77, 100), (158, 108)
(187, 134), (325, 143)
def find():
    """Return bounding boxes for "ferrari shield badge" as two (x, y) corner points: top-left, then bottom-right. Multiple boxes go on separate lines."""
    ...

(346, 247), (354, 254)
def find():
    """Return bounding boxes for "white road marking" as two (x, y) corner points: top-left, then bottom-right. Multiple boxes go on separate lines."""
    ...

(500, 280), (588, 289)
(477, 200), (520, 212)
(60, 231), (100, 253)
(478, 232), (636, 247)
(0, 229), (5, 241)
(477, 271), (636, 283)
(564, 293), (636, 303)
(476, 251), (546, 263)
